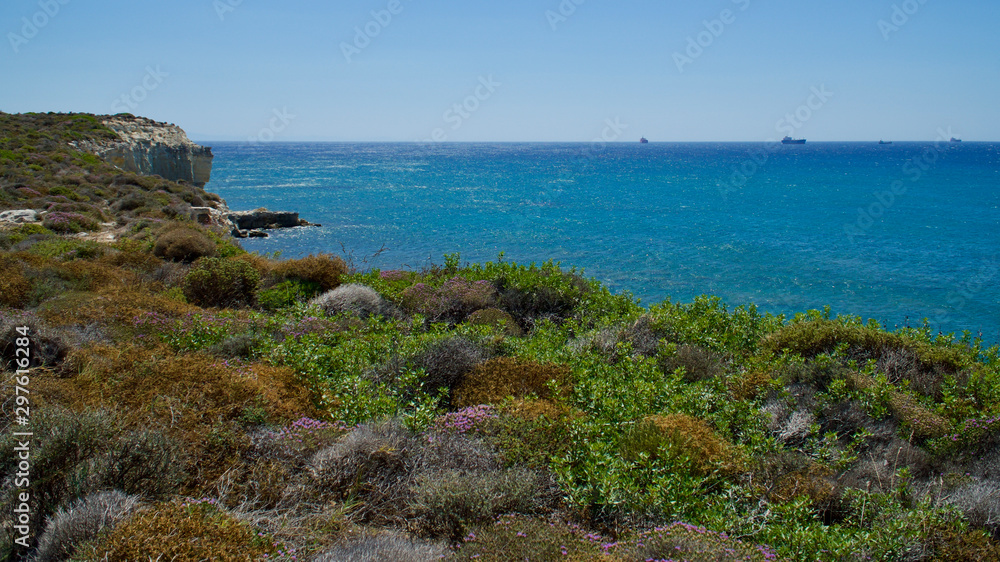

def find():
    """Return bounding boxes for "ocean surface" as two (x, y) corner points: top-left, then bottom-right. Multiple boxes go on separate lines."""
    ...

(203, 141), (1000, 342)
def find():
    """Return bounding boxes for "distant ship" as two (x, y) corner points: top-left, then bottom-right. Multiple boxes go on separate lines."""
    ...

(640, 137), (649, 144)
(781, 136), (806, 144)
(879, 140), (892, 145)
(951, 137), (962, 143)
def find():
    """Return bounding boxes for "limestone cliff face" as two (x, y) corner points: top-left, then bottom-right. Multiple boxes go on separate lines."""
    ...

(71, 116), (213, 187)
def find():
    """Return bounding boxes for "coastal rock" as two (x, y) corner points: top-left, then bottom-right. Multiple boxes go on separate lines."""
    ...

(0, 209), (40, 224)
(190, 206), (234, 229)
(227, 208), (301, 230)
(70, 115), (213, 187)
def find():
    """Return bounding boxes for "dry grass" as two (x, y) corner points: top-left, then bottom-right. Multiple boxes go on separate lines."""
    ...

(34, 490), (141, 562)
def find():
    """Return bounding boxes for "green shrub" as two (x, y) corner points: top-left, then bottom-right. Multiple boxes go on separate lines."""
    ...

(258, 278), (322, 311)
(182, 257), (261, 308)
(152, 224), (216, 263)
(466, 307), (523, 336)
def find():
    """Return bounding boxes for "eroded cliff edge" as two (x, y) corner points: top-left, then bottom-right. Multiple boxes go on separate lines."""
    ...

(71, 115), (213, 187)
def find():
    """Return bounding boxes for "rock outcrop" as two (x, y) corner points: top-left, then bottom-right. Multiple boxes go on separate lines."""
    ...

(0, 210), (40, 224)
(71, 115), (213, 187)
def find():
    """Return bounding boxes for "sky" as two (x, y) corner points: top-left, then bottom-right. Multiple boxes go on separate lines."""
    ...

(1, 0), (998, 142)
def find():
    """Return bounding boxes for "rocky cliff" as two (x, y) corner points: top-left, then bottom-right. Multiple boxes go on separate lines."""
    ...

(70, 115), (213, 187)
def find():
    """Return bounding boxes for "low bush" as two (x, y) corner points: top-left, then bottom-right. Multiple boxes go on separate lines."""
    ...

(42, 211), (100, 233)
(455, 515), (607, 561)
(33, 490), (141, 562)
(410, 467), (542, 540)
(305, 421), (419, 525)
(454, 357), (571, 409)
(619, 414), (738, 476)
(313, 532), (447, 562)
(0, 407), (117, 552)
(0, 314), (70, 370)
(409, 336), (492, 400)
(311, 283), (398, 319)
(0, 268), (32, 307)
(622, 521), (778, 562)
(658, 343), (729, 382)
(82, 499), (286, 561)
(152, 224), (216, 263)
(258, 278), (323, 311)
(466, 307), (523, 336)
(400, 276), (496, 322)
(71, 429), (184, 500)
(182, 257), (261, 308)
(269, 253), (347, 292)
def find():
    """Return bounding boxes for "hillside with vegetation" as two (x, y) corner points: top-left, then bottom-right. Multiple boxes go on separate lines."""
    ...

(2, 112), (999, 561)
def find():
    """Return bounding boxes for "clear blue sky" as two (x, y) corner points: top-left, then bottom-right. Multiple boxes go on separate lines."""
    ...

(2, 0), (998, 141)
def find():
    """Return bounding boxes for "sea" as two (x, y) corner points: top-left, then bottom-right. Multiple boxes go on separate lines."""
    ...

(203, 141), (1000, 343)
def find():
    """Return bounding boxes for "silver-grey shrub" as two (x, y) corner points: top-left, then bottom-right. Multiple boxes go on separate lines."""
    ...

(310, 283), (399, 319)
(33, 490), (141, 562)
(312, 532), (446, 562)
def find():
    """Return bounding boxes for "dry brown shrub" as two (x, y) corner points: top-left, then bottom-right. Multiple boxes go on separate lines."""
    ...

(38, 285), (197, 327)
(729, 369), (774, 400)
(84, 500), (279, 561)
(152, 224), (217, 263)
(34, 343), (316, 488)
(270, 254), (347, 292)
(454, 357), (572, 409)
(770, 462), (837, 506)
(504, 398), (572, 422)
(888, 393), (950, 440)
(0, 268), (32, 307)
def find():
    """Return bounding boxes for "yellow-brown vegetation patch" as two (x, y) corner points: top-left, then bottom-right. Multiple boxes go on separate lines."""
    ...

(640, 414), (742, 475)
(770, 462), (837, 506)
(269, 253), (348, 292)
(82, 500), (280, 561)
(728, 369), (774, 401)
(454, 357), (571, 409)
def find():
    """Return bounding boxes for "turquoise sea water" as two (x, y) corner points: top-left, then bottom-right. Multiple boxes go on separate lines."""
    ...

(204, 141), (1000, 341)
